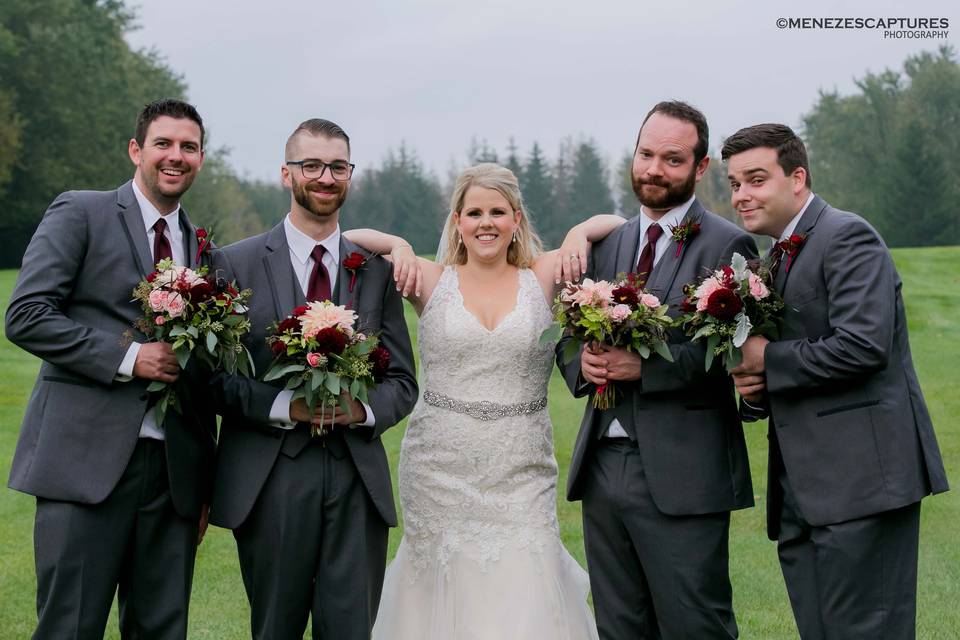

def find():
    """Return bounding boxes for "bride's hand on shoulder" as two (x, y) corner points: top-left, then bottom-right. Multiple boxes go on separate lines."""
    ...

(389, 243), (422, 298)
(553, 228), (590, 284)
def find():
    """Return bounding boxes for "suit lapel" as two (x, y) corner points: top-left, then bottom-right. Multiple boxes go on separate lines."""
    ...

(262, 223), (303, 319)
(647, 200), (705, 298)
(775, 195), (827, 295)
(335, 238), (361, 309)
(613, 215), (642, 278)
(179, 209), (199, 268)
(116, 182), (154, 278)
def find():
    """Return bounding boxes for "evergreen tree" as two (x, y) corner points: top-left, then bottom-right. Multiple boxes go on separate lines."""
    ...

(520, 142), (554, 241)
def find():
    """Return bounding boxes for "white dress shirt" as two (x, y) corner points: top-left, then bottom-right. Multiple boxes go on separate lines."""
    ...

(116, 180), (185, 440)
(606, 196), (695, 438)
(268, 214), (375, 428)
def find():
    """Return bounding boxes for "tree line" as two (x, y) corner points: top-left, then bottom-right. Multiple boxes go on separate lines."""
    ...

(1, 2), (956, 267)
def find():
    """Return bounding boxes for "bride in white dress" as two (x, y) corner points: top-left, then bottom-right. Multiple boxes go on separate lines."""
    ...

(346, 163), (623, 639)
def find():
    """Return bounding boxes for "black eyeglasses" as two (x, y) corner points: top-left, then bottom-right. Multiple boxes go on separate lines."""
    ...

(286, 159), (355, 181)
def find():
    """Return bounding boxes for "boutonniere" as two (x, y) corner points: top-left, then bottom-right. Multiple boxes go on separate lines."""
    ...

(194, 227), (213, 263)
(342, 251), (370, 293)
(669, 220), (701, 257)
(776, 233), (807, 273)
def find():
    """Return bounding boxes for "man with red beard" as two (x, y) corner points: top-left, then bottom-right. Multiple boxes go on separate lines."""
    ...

(206, 118), (417, 640)
(557, 101), (757, 639)
(6, 98), (215, 638)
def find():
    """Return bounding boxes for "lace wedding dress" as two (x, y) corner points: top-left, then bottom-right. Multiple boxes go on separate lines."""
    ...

(372, 267), (598, 639)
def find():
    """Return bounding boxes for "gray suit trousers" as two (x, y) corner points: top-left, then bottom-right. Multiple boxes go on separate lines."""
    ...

(33, 439), (198, 640)
(233, 430), (388, 640)
(581, 439), (738, 640)
(776, 469), (921, 640)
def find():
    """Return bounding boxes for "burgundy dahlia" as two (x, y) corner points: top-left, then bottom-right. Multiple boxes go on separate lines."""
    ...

(276, 316), (301, 333)
(370, 345), (391, 381)
(611, 286), (640, 307)
(705, 288), (742, 321)
(313, 327), (348, 355)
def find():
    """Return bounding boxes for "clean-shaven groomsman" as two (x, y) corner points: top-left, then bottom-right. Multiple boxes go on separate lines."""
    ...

(6, 98), (215, 639)
(558, 101), (756, 639)
(725, 123), (949, 640)
(207, 118), (417, 640)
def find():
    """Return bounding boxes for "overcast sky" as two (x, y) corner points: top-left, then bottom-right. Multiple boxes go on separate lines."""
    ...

(126, 0), (956, 184)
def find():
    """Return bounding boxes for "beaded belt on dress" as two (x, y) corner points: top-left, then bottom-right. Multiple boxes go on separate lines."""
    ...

(423, 390), (548, 421)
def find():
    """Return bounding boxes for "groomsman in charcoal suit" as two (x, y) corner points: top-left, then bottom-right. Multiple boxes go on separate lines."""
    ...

(725, 123), (948, 639)
(5, 98), (215, 639)
(557, 101), (756, 639)
(207, 118), (417, 640)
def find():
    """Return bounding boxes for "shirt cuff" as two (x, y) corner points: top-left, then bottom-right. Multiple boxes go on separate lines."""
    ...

(269, 389), (297, 429)
(357, 401), (375, 428)
(115, 343), (141, 382)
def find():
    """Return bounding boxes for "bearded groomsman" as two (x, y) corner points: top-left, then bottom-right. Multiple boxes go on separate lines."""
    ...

(6, 98), (215, 639)
(206, 118), (417, 640)
(558, 101), (756, 639)
(725, 123), (949, 640)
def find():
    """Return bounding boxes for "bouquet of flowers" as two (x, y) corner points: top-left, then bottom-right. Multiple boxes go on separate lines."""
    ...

(541, 273), (673, 409)
(263, 301), (391, 436)
(676, 252), (784, 371)
(133, 258), (254, 424)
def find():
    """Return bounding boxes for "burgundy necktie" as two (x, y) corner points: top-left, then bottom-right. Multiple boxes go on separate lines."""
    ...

(635, 223), (664, 288)
(306, 245), (332, 302)
(153, 218), (173, 264)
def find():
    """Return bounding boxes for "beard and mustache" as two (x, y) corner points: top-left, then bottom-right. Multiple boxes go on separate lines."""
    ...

(631, 167), (697, 211)
(292, 177), (348, 217)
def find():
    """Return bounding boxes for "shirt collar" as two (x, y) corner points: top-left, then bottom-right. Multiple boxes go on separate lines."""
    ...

(779, 192), (816, 241)
(639, 195), (695, 236)
(284, 214), (341, 265)
(132, 180), (180, 233)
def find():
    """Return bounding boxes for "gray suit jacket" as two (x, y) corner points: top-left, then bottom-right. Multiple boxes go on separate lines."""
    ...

(5, 181), (216, 519)
(207, 222), (417, 529)
(742, 195), (948, 537)
(558, 200), (756, 516)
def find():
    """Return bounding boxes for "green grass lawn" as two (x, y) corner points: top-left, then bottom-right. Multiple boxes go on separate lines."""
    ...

(1, 247), (957, 638)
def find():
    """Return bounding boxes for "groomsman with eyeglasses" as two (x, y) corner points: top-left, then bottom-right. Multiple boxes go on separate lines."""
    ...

(205, 118), (417, 640)
(726, 123), (948, 640)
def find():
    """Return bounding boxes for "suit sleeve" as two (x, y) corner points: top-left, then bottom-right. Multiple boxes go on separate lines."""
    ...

(206, 248), (287, 425)
(640, 232), (759, 393)
(765, 218), (895, 392)
(5, 192), (130, 385)
(365, 265), (418, 439)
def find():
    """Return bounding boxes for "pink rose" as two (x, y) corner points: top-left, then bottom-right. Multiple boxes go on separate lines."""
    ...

(148, 289), (168, 312)
(607, 304), (632, 322)
(164, 294), (186, 318)
(306, 352), (322, 367)
(154, 316), (166, 326)
(748, 273), (769, 300)
(640, 293), (662, 309)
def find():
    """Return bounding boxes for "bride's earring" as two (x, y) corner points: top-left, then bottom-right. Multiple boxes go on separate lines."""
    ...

(456, 231), (462, 247)
(512, 229), (518, 244)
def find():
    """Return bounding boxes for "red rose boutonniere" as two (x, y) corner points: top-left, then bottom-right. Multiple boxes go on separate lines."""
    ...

(776, 233), (807, 274)
(342, 251), (369, 293)
(195, 228), (213, 264)
(669, 220), (701, 257)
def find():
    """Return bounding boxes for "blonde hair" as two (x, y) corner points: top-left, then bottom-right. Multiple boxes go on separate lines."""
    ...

(441, 163), (543, 267)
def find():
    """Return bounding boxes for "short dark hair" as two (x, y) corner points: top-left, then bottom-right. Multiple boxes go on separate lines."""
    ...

(637, 100), (709, 163)
(285, 118), (351, 159)
(134, 98), (205, 148)
(720, 123), (812, 187)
